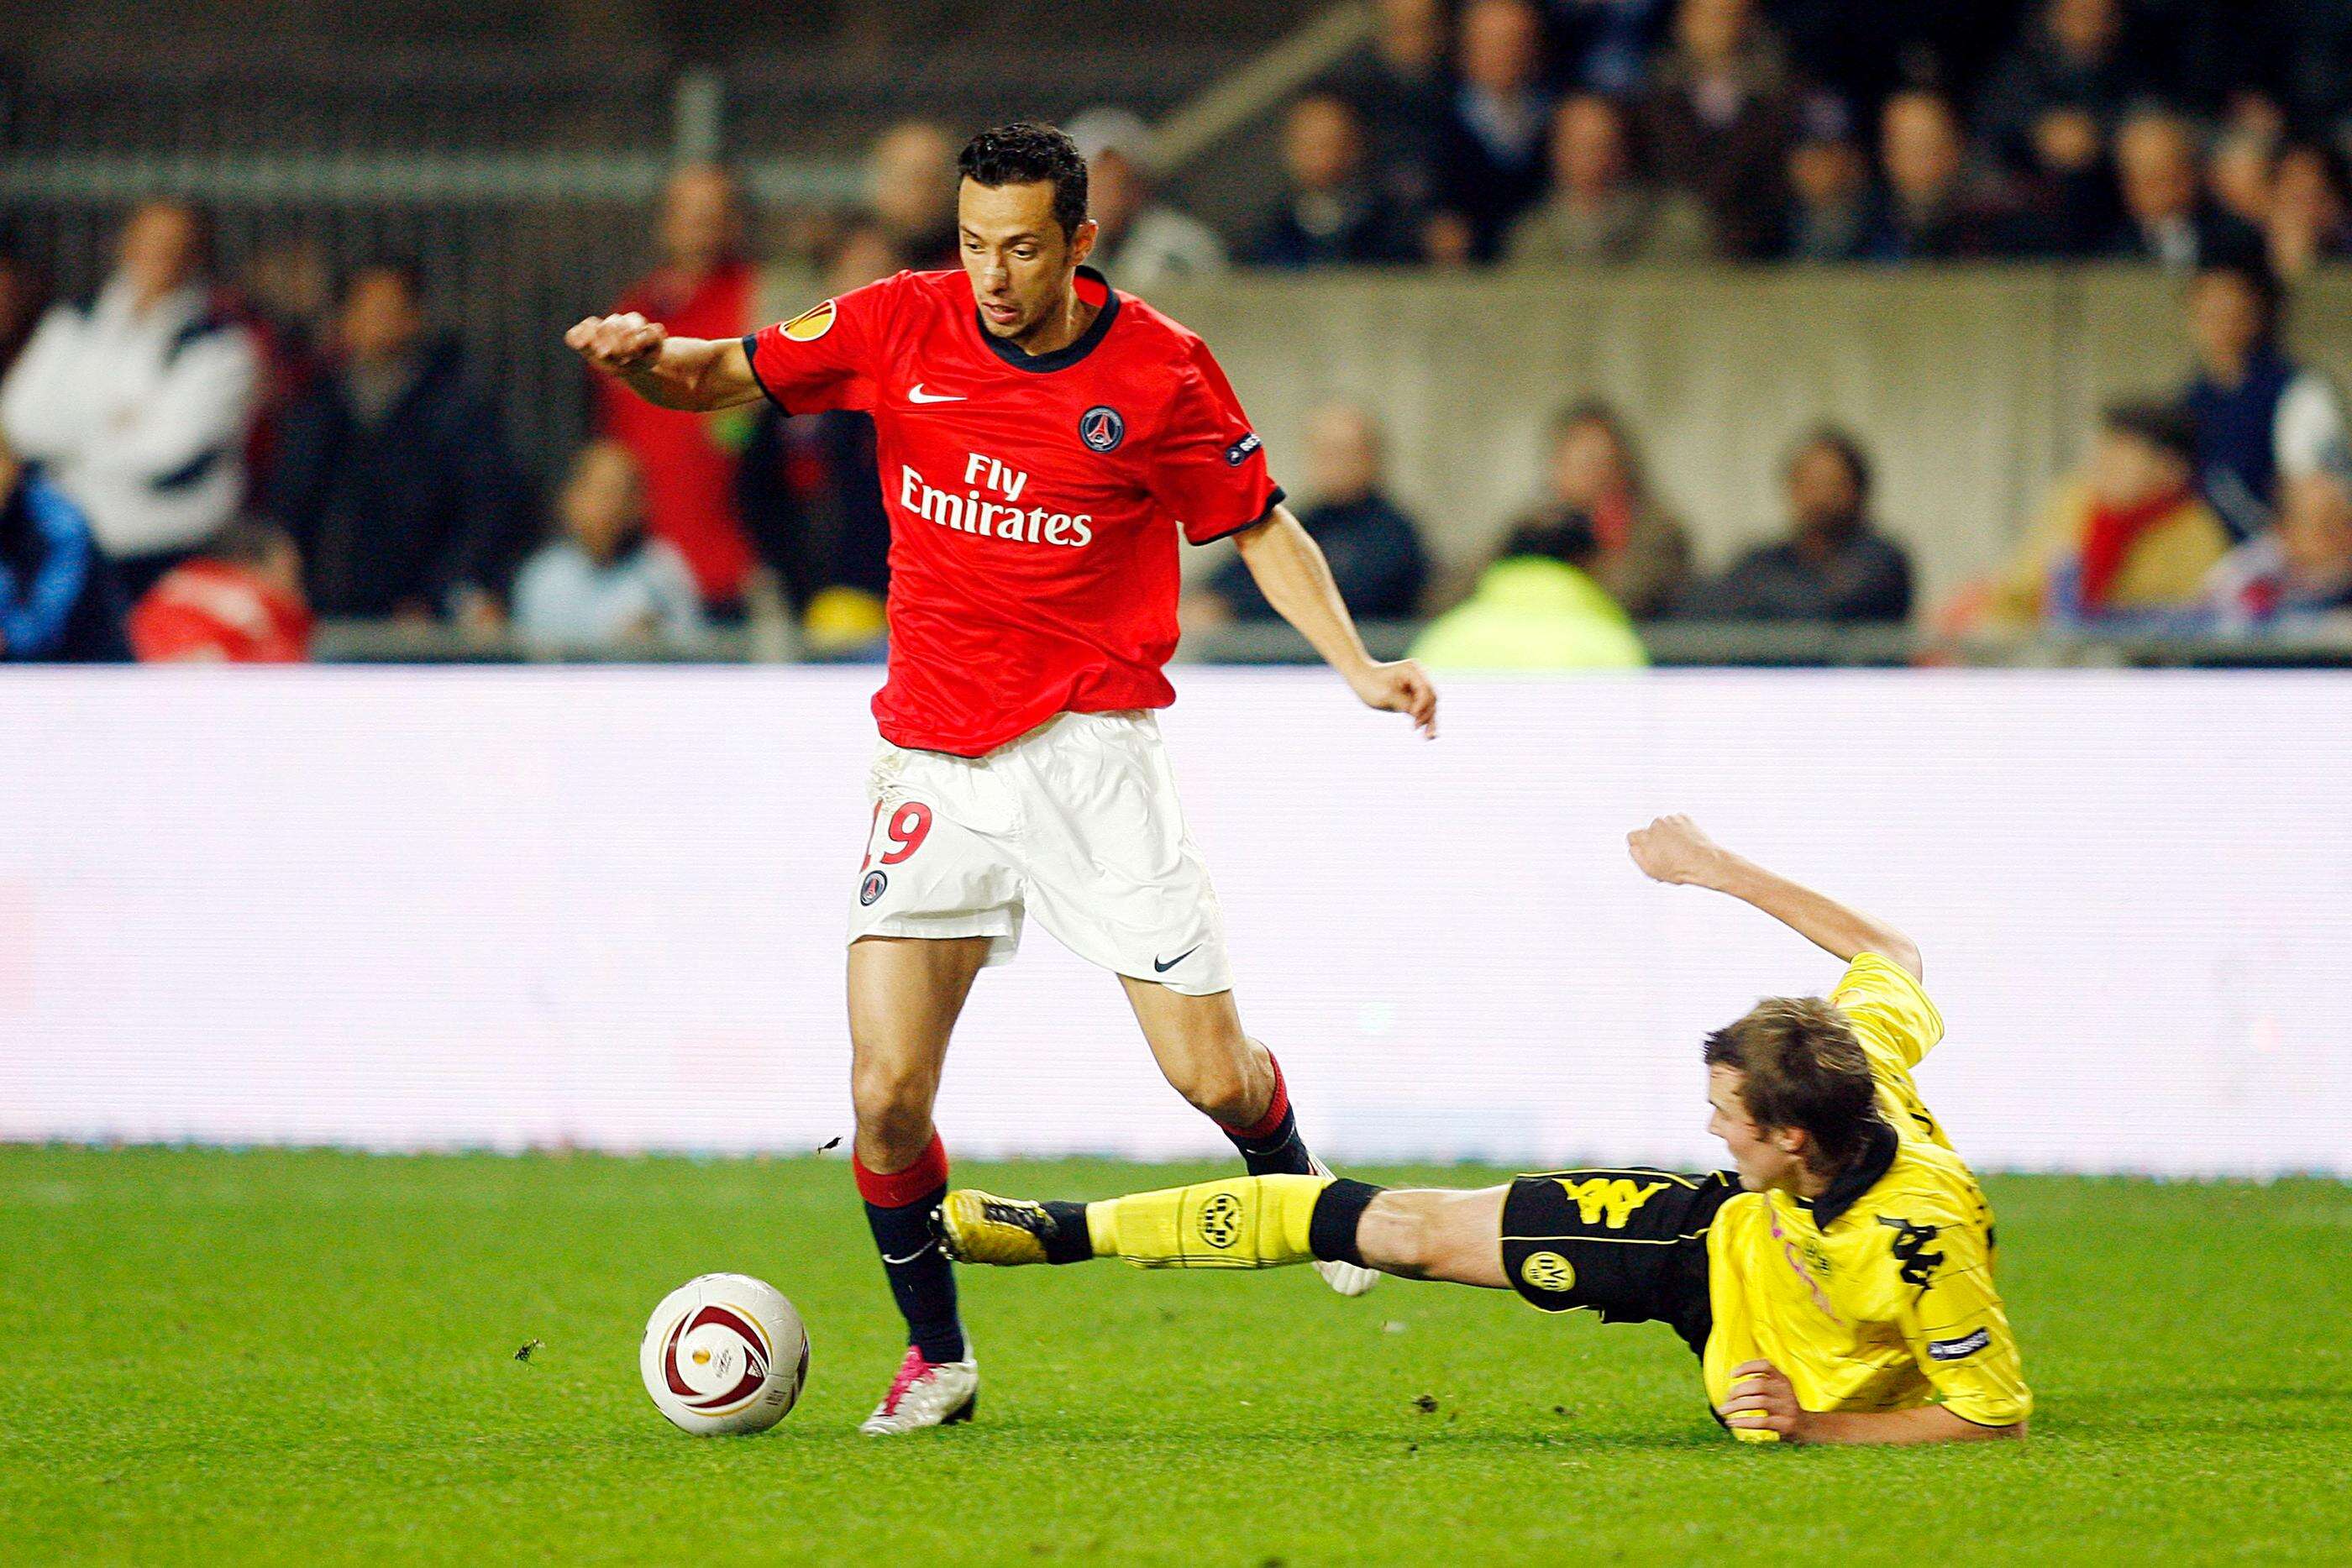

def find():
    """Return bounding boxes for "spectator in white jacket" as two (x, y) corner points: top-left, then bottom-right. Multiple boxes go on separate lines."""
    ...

(0, 201), (260, 598)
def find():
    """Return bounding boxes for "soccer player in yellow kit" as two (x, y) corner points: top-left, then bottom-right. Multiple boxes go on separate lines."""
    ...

(938, 815), (2031, 1445)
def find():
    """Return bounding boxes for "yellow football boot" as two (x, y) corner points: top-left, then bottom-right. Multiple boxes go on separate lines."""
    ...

(934, 1190), (1061, 1266)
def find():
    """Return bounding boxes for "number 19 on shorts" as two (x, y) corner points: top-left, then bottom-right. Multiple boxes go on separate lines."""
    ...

(859, 801), (933, 905)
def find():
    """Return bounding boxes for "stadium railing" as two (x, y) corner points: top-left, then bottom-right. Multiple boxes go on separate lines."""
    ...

(0, 48), (853, 486)
(0, 17), (1332, 488)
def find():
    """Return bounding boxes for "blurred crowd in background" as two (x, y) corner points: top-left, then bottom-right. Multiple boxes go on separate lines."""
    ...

(4, 0), (2352, 667)
(1242, 0), (2352, 275)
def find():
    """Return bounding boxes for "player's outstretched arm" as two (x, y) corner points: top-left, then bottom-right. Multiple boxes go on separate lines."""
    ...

(1627, 815), (1923, 979)
(563, 313), (765, 412)
(1719, 1361), (2024, 1445)
(1231, 505), (1437, 737)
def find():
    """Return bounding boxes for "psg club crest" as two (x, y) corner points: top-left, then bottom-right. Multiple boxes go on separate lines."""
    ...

(1079, 405), (1126, 453)
(860, 870), (888, 906)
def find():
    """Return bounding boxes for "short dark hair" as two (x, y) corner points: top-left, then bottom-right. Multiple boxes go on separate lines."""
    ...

(1551, 398), (1625, 442)
(2193, 255), (2285, 336)
(1794, 427), (1873, 501)
(341, 254), (428, 305)
(958, 122), (1089, 237)
(1499, 514), (1600, 569)
(1704, 997), (1885, 1173)
(2281, 139), (2352, 204)
(2102, 398), (2198, 464)
(1550, 399), (1653, 500)
(1290, 87), (1366, 128)
(121, 199), (217, 275)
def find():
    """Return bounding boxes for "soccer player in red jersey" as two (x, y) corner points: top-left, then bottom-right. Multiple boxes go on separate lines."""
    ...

(568, 123), (1437, 1434)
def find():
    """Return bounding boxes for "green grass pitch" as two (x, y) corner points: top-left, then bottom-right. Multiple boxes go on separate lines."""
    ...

(2, 1147), (2346, 1565)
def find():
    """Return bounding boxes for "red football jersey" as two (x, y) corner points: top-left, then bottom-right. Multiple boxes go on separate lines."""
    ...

(744, 266), (1281, 756)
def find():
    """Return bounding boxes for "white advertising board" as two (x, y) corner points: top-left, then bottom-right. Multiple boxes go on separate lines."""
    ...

(3, 669), (2345, 1176)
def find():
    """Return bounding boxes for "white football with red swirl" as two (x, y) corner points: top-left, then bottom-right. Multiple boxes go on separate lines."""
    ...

(639, 1274), (809, 1435)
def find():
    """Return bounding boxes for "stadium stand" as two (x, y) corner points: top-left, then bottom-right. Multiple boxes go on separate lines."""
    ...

(3, 0), (2349, 664)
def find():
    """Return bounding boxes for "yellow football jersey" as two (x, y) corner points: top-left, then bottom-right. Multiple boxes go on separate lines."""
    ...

(1701, 954), (2032, 1440)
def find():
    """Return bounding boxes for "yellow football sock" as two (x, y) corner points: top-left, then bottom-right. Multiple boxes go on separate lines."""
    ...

(1084, 1175), (1331, 1270)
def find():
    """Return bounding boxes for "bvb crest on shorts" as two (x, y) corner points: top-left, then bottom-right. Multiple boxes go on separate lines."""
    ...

(1520, 1251), (1577, 1293)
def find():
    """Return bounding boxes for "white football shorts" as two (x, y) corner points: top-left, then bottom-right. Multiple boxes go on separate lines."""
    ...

(847, 710), (1234, 996)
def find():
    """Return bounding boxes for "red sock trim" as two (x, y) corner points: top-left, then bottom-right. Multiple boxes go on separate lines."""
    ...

(1221, 1054), (1291, 1142)
(853, 1132), (949, 1207)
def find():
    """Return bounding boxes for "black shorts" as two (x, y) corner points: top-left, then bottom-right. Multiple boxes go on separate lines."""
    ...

(1499, 1167), (1740, 1356)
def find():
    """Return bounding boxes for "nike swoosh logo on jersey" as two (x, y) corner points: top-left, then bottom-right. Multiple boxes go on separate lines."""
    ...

(1153, 946), (1201, 973)
(906, 385), (965, 403)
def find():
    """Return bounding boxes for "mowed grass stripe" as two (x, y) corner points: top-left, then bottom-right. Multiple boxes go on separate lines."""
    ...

(0, 1148), (2345, 1565)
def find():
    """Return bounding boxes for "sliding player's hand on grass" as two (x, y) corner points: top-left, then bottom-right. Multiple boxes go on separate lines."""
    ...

(1719, 1360), (1812, 1442)
(1347, 658), (1439, 738)
(566, 311), (668, 375)
(1627, 814), (1726, 888)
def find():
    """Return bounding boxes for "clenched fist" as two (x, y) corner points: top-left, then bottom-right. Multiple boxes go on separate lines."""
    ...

(565, 312), (668, 376)
(1626, 813), (1726, 888)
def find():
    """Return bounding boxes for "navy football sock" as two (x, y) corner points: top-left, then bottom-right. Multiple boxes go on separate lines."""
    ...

(854, 1135), (967, 1365)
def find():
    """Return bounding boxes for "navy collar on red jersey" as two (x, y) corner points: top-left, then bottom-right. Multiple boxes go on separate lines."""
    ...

(1800, 1119), (1900, 1228)
(974, 265), (1119, 374)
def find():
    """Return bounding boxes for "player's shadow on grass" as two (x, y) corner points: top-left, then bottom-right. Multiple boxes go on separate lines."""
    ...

(995, 1419), (1731, 1452)
(2049, 1387), (2352, 1435)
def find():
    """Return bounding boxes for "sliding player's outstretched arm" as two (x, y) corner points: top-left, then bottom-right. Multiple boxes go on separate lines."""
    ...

(564, 312), (765, 412)
(1232, 505), (1438, 737)
(1720, 1362), (2022, 1445)
(1627, 814), (1923, 980)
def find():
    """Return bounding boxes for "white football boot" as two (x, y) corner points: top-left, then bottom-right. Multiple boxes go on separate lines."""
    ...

(858, 1345), (979, 1435)
(1309, 1155), (1380, 1298)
